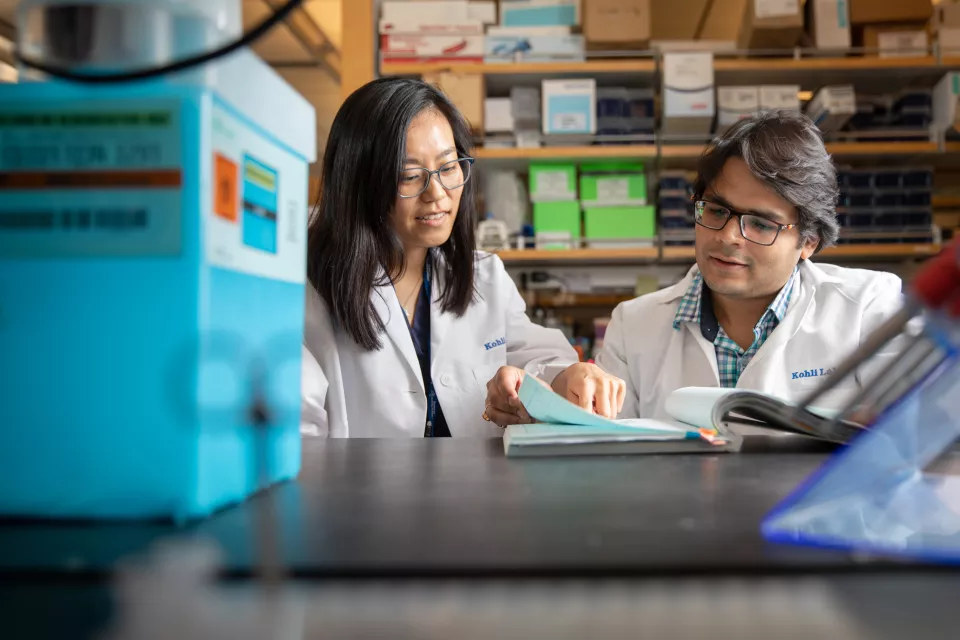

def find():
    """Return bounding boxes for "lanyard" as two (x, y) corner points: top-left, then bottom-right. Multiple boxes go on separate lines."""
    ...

(400, 262), (438, 437)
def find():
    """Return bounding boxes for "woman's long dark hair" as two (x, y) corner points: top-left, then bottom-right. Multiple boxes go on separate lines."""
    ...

(307, 77), (478, 351)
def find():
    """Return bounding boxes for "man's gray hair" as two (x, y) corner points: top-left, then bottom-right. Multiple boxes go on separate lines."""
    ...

(693, 110), (840, 252)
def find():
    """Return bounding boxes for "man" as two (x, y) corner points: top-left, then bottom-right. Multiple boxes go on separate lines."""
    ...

(597, 110), (909, 419)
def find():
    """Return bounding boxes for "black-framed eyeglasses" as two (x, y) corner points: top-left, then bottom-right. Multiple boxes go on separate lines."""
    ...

(398, 157), (475, 198)
(694, 200), (797, 246)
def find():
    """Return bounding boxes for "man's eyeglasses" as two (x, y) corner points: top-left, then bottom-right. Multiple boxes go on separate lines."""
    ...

(694, 200), (797, 246)
(398, 157), (475, 198)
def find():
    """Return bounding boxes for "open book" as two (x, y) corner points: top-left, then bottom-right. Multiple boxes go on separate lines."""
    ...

(503, 375), (866, 458)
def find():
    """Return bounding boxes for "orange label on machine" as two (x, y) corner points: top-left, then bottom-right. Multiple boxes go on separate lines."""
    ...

(213, 153), (238, 222)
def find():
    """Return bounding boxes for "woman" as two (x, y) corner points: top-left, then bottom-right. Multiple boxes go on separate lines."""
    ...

(301, 78), (625, 437)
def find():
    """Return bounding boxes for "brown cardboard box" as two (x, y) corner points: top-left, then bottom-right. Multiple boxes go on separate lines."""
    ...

(584, 0), (651, 48)
(651, 0), (711, 40)
(700, 0), (747, 40)
(422, 72), (485, 132)
(738, 0), (804, 50)
(849, 0), (932, 25)
(934, 3), (960, 53)
(858, 23), (930, 56)
(934, 2), (960, 30)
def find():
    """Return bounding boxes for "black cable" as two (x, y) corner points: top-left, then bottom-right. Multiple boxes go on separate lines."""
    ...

(13, 0), (303, 84)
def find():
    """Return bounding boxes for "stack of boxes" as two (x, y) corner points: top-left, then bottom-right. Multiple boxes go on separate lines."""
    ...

(596, 87), (656, 142)
(836, 166), (934, 245)
(483, 86), (546, 149)
(541, 79), (597, 142)
(580, 163), (655, 248)
(486, 0), (585, 63)
(583, 0), (651, 50)
(658, 171), (695, 246)
(529, 163), (654, 249)
(846, 90), (933, 139)
(379, 1), (494, 64)
(849, 0), (933, 56)
(805, 86), (858, 133)
(661, 52), (715, 139)
(529, 163), (580, 249)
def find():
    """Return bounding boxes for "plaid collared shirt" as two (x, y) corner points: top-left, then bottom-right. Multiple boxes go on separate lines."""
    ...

(673, 267), (799, 388)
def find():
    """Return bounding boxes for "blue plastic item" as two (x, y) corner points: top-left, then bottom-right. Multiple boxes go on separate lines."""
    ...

(763, 323), (960, 564)
(0, 50), (316, 521)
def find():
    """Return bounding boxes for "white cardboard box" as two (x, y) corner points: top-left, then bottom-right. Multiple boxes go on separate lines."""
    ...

(760, 85), (801, 111)
(805, 85), (856, 132)
(469, 1), (498, 24)
(380, 34), (485, 62)
(382, 1), (470, 23)
(541, 79), (596, 135)
(485, 98), (515, 133)
(940, 28), (960, 55)
(717, 86), (759, 133)
(878, 30), (929, 58)
(500, 0), (581, 27)
(662, 52), (715, 137)
(379, 18), (484, 35)
(932, 72), (960, 136)
(808, 0), (851, 50)
(485, 35), (585, 63)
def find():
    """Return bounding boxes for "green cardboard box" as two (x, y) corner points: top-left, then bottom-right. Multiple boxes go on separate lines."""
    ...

(533, 201), (581, 249)
(583, 206), (656, 247)
(579, 162), (647, 206)
(529, 163), (577, 202)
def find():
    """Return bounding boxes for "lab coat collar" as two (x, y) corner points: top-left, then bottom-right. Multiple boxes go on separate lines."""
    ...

(372, 269), (424, 393)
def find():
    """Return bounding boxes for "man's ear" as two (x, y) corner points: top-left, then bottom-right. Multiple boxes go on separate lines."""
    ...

(799, 236), (820, 261)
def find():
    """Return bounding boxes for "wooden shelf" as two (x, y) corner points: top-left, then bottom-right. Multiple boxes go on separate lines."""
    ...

(714, 55), (944, 73)
(474, 145), (658, 160)
(498, 244), (940, 265)
(382, 55), (960, 77)
(934, 195), (960, 208)
(497, 248), (659, 263)
(662, 244), (943, 261)
(533, 293), (636, 308)
(473, 141), (945, 162)
(381, 59), (657, 76)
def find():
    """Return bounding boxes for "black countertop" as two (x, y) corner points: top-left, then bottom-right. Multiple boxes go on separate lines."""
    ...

(0, 436), (937, 579)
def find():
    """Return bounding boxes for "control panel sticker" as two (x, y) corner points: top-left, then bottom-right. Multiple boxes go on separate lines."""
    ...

(0, 102), (182, 259)
(213, 153), (239, 222)
(241, 155), (278, 254)
(207, 100), (306, 284)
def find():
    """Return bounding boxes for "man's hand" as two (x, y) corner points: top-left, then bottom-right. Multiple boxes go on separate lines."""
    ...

(551, 363), (626, 419)
(483, 366), (534, 428)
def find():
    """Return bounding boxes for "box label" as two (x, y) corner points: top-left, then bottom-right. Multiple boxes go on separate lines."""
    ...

(0, 101), (182, 258)
(878, 31), (928, 58)
(597, 178), (630, 202)
(536, 170), (573, 197)
(551, 112), (587, 132)
(207, 100), (306, 284)
(755, 0), (799, 19)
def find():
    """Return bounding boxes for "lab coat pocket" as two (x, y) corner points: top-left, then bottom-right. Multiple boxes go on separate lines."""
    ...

(472, 363), (503, 397)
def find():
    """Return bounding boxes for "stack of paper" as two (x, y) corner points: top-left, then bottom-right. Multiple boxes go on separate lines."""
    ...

(503, 376), (738, 458)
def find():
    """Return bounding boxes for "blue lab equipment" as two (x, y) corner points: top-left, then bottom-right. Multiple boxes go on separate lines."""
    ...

(0, 0), (317, 521)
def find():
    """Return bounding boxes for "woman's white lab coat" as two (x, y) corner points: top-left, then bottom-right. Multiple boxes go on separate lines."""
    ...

(596, 260), (910, 419)
(301, 252), (578, 437)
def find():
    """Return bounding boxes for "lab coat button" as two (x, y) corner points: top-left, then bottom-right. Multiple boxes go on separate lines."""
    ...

(440, 373), (453, 386)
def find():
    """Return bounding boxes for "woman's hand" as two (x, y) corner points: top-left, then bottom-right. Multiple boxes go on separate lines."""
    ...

(482, 366), (534, 428)
(550, 363), (626, 419)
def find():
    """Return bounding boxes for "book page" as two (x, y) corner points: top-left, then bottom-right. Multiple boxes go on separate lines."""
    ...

(518, 375), (691, 435)
(664, 387), (739, 430)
